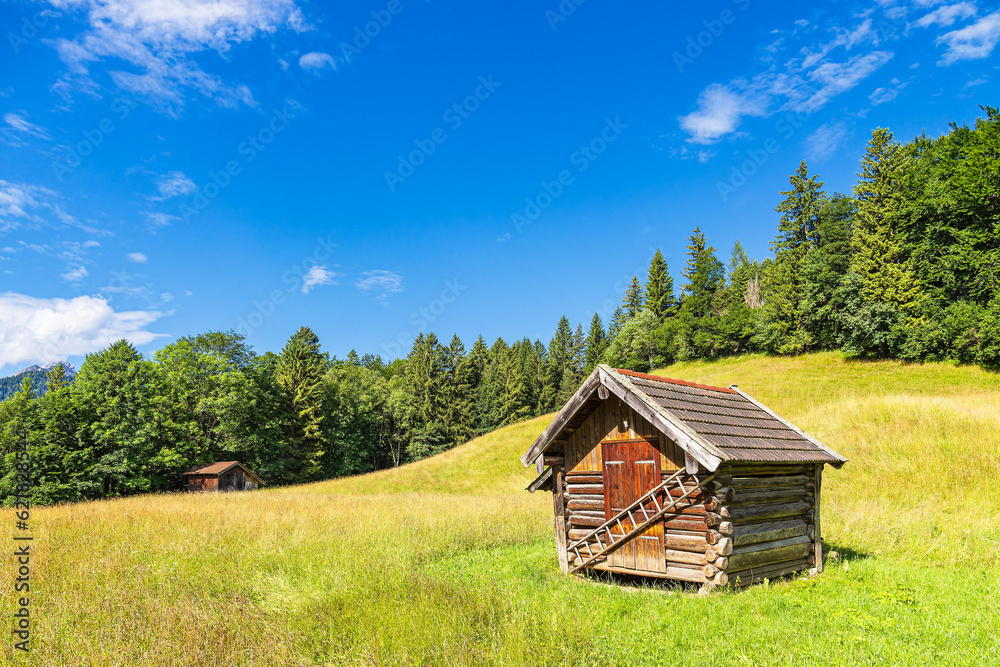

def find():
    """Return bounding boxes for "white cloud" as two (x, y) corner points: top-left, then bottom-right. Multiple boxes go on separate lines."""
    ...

(805, 121), (850, 160)
(127, 252), (147, 263)
(355, 270), (404, 302)
(3, 112), (50, 139)
(937, 11), (1000, 64)
(869, 78), (908, 105)
(0, 179), (107, 236)
(678, 8), (897, 146)
(299, 51), (335, 73)
(0, 291), (166, 373)
(916, 3), (978, 28)
(0, 180), (53, 231)
(153, 170), (197, 199)
(144, 211), (180, 228)
(679, 50), (891, 144)
(800, 19), (880, 70)
(47, 0), (310, 115)
(301, 264), (337, 294)
(679, 84), (767, 144)
(60, 266), (89, 282)
(802, 51), (895, 111)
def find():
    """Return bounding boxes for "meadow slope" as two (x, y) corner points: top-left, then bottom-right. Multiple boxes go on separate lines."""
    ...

(4, 353), (999, 666)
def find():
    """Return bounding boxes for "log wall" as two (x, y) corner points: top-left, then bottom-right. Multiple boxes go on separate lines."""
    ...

(704, 464), (820, 587)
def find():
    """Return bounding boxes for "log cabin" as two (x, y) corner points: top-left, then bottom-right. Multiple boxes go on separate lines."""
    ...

(521, 364), (847, 591)
(184, 461), (264, 493)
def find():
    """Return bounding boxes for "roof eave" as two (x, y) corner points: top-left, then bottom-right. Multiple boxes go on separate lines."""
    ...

(728, 385), (849, 468)
(519, 367), (602, 467)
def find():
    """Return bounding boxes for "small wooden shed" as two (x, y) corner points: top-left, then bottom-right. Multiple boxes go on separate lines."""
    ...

(184, 461), (264, 493)
(521, 365), (847, 590)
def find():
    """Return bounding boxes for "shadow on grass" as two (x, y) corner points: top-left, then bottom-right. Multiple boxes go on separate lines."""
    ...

(574, 542), (875, 594)
(823, 541), (874, 563)
(579, 569), (700, 594)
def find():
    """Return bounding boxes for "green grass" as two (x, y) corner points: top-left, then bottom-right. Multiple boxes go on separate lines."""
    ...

(4, 352), (999, 665)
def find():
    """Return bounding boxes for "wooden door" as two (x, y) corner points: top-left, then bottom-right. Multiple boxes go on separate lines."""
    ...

(602, 439), (665, 573)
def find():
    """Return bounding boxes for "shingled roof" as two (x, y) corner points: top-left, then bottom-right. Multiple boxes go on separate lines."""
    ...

(520, 365), (846, 473)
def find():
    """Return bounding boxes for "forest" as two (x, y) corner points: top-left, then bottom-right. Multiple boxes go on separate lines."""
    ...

(1, 107), (997, 505)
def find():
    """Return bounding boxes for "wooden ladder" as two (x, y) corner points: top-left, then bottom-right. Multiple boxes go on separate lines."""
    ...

(567, 469), (714, 574)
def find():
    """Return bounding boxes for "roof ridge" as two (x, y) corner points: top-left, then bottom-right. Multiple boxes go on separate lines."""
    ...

(614, 368), (738, 394)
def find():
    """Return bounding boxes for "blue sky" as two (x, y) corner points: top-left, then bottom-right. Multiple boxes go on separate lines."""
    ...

(0, 0), (998, 374)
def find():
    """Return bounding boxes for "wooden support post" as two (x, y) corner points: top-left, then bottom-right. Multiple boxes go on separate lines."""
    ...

(814, 463), (823, 573)
(685, 451), (701, 475)
(553, 469), (569, 574)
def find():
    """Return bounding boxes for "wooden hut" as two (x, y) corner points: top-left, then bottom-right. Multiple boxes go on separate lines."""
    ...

(184, 461), (264, 493)
(521, 365), (846, 590)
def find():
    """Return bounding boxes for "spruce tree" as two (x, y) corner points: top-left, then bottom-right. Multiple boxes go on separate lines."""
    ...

(624, 276), (644, 319)
(681, 227), (708, 291)
(541, 316), (573, 411)
(644, 249), (676, 319)
(801, 193), (856, 348)
(773, 161), (824, 258)
(609, 306), (625, 338)
(851, 128), (921, 310)
(680, 227), (725, 318)
(275, 326), (327, 482)
(756, 162), (826, 354)
(584, 313), (608, 372)
(444, 334), (474, 446)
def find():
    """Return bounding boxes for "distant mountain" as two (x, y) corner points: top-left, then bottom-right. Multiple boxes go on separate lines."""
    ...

(0, 362), (76, 402)
(12, 361), (77, 379)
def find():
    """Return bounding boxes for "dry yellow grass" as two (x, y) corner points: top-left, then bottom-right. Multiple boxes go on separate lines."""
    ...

(2, 352), (998, 666)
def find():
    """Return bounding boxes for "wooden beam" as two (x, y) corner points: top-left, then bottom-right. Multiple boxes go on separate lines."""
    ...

(814, 463), (824, 573)
(520, 368), (602, 467)
(598, 366), (724, 472)
(685, 451), (701, 475)
(554, 469), (569, 574)
(526, 466), (553, 493)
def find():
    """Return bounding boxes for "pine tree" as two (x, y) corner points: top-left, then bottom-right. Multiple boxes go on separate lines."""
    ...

(644, 249), (676, 319)
(680, 227), (725, 318)
(571, 323), (585, 374)
(584, 313), (608, 372)
(623, 276), (644, 318)
(541, 316), (573, 411)
(681, 227), (708, 291)
(275, 326), (327, 482)
(773, 161), (824, 258)
(609, 306), (625, 338)
(443, 334), (474, 446)
(756, 162), (827, 354)
(801, 193), (856, 348)
(851, 128), (921, 310)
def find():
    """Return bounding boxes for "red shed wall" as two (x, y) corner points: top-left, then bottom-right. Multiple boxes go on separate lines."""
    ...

(187, 475), (219, 492)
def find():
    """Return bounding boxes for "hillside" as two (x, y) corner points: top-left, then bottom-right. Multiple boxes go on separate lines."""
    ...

(0, 362), (76, 401)
(4, 353), (999, 666)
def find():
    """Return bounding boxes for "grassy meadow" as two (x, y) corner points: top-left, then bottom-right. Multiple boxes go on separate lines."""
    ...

(3, 352), (1000, 666)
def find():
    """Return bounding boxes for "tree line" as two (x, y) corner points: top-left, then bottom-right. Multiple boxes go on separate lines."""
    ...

(606, 107), (1000, 368)
(1, 106), (997, 504)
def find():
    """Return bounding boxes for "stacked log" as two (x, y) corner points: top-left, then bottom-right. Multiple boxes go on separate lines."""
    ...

(704, 465), (819, 587)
